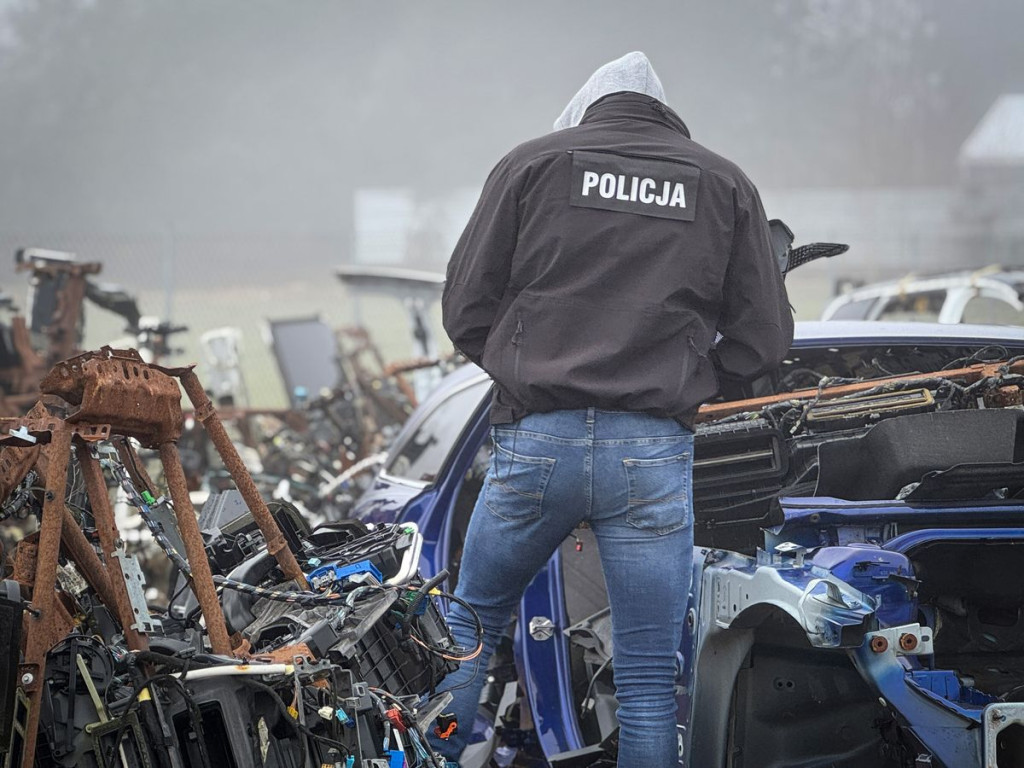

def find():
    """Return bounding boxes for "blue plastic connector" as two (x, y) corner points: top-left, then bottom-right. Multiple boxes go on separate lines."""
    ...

(307, 559), (383, 591)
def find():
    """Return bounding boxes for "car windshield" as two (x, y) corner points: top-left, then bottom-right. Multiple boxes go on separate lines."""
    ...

(384, 378), (491, 484)
(828, 298), (876, 320)
(874, 291), (945, 322)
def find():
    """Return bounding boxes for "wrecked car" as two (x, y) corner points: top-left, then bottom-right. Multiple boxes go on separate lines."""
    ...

(821, 267), (1024, 326)
(351, 318), (1024, 768)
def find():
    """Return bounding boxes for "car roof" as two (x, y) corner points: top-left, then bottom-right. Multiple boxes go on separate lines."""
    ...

(794, 320), (1024, 347)
(835, 269), (1024, 299)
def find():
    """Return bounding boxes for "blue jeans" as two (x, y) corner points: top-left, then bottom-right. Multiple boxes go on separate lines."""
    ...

(432, 408), (694, 767)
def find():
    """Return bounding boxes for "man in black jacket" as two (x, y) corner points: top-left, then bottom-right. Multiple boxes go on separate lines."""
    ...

(435, 52), (793, 767)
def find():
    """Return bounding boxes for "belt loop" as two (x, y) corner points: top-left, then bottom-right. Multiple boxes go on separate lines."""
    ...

(586, 407), (596, 425)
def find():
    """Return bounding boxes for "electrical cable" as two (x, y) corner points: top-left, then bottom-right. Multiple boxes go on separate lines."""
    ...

(102, 451), (391, 608)
(434, 590), (484, 646)
(400, 569), (449, 633)
(103, 671), (179, 768)
(409, 632), (482, 662)
(940, 345), (1011, 371)
(405, 589), (484, 662)
(579, 657), (613, 718)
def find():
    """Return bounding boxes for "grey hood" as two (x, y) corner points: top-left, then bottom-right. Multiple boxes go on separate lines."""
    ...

(553, 51), (667, 131)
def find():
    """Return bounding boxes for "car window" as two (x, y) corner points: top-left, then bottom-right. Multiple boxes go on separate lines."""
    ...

(828, 298), (876, 320)
(961, 295), (1024, 326)
(875, 291), (945, 322)
(384, 379), (490, 484)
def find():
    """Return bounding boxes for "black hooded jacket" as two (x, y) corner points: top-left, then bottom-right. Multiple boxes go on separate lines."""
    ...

(442, 92), (794, 428)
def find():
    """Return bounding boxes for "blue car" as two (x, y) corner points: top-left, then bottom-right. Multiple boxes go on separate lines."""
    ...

(352, 320), (1024, 768)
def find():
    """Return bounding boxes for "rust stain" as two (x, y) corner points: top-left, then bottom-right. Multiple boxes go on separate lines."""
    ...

(176, 368), (308, 588)
(40, 347), (182, 447)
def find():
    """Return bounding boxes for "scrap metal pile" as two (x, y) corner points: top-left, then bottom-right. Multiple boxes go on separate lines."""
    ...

(161, 328), (455, 525)
(688, 345), (1024, 551)
(0, 348), (477, 768)
(1, 248), (185, 418)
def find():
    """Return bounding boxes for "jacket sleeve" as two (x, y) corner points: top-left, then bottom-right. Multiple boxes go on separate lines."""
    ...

(713, 182), (795, 380)
(442, 154), (519, 366)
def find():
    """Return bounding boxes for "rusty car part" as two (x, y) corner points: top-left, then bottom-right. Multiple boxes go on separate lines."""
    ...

(40, 347), (182, 448)
(696, 359), (1024, 422)
(0, 348), (465, 768)
(171, 366), (308, 588)
(986, 385), (1024, 408)
(0, 317), (46, 412)
(158, 440), (233, 655)
(14, 250), (101, 367)
(16, 422), (72, 766)
(250, 642), (316, 665)
(0, 403), (46, 503)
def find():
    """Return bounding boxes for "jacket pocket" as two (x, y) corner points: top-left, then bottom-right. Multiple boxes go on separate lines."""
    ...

(624, 451), (692, 535)
(484, 439), (556, 522)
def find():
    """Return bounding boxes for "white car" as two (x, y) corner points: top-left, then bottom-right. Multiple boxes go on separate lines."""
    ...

(822, 268), (1024, 326)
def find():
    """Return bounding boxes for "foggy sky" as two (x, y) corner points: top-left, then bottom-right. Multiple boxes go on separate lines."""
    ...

(0, 0), (1022, 239)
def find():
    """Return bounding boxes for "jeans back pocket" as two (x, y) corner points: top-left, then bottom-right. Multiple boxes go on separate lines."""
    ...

(484, 441), (556, 522)
(623, 451), (691, 535)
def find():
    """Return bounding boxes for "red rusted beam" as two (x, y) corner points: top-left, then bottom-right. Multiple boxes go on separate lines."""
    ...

(176, 369), (307, 588)
(18, 422), (71, 768)
(158, 441), (233, 655)
(696, 360), (1024, 422)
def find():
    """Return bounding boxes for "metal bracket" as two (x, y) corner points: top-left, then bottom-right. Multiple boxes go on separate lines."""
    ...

(529, 616), (555, 641)
(984, 702), (1024, 767)
(865, 623), (933, 656)
(110, 549), (159, 634)
(774, 541), (807, 566)
(0, 418), (111, 446)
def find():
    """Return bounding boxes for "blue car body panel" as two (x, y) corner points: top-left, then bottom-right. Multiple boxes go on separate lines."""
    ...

(351, 322), (1024, 766)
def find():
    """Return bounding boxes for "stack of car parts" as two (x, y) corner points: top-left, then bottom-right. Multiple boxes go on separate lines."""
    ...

(0, 348), (470, 768)
(689, 355), (1024, 552)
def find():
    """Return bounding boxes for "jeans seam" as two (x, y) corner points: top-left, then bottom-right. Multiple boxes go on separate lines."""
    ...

(587, 409), (595, 518)
(493, 430), (688, 446)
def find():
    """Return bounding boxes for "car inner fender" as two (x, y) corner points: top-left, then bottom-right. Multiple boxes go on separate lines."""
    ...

(686, 614), (755, 768)
(850, 640), (983, 767)
(703, 550), (876, 648)
(687, 549), (876, 767)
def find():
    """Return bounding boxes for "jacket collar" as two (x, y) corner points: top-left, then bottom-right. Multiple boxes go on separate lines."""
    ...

(579, 92), (691, 138)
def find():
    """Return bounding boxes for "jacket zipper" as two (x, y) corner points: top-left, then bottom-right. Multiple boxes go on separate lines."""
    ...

(512, 319), (524, 380)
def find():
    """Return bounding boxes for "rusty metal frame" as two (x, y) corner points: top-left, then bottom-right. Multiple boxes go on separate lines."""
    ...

(157, 440), (232, 654)
(171, 367), (308, 588)
(0, 346), (362, 765)
(14, 256), (101, 366)
(696, 359), (1024, 422)
(16, 421), (71, 766)
(40, 348), (181, 448)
